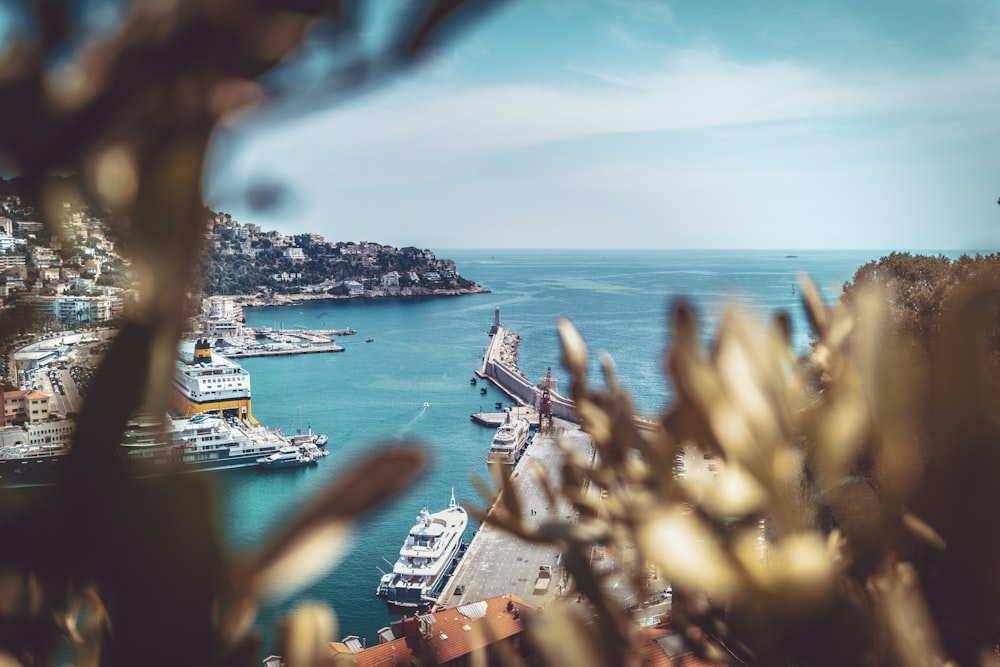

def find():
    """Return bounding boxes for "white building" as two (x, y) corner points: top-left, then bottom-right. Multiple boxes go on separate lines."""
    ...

(381, 271), (400, 287)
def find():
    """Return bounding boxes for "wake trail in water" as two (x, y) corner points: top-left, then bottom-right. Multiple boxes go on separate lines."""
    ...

(397, 403), (429, 434)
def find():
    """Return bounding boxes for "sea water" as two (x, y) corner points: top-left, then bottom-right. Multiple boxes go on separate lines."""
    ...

(213, 248), (951, 652)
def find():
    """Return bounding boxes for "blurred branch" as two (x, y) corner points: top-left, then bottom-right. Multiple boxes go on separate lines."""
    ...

(0, 1), (500, 664)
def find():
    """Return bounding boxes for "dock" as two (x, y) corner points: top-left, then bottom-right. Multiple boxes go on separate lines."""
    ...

(221, 343), (344, 358)
(472, 308), (578, 423)
(213, 326), (351, 358)
(469, 405), (540, 428)
(437, 425), (593, 609)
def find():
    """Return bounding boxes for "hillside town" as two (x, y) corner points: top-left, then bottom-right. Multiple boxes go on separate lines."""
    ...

(0, 182), (486, 333)
(204, 211), (488, 302)
(0, 193), (131, 330)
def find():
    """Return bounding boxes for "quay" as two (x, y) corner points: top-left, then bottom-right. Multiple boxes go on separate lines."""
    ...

(473, 308), (578, 423)
(470, 405), (539, 428)
(434, 308), (592, 609)
(249, 327), (356, 338)
(437, 425), (593, 609)
(220, 343), (344, 358)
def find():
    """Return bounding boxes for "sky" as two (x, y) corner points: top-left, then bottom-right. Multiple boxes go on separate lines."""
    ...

(23, 0), (1000, 250)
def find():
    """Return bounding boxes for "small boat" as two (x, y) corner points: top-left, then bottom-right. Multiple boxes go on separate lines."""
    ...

(366, 338), (374, 343)
(288, 425), (329, 449)
(256, 446), (317, 469)
(470, 377), (477, 385)
(480, 387), (487, 395)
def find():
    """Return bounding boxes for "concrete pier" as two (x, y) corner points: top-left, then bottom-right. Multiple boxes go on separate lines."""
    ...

(469, 405), (539, 428)
(475, 311), (578, 423)
(220, 343), (344, 358)
(437, 426), (593, 609)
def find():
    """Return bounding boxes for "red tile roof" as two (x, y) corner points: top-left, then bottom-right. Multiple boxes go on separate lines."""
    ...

(344, 594), (534, 667)
(639, 627), (728, 667)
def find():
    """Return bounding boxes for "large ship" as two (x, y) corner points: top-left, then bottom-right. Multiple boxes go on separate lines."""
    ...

(1, 340), (328, 485)
(120, 412), (296, 474)
(487, 410), (531, 468)
(172, 338), (258, 425)
(376, 490), (468, 610)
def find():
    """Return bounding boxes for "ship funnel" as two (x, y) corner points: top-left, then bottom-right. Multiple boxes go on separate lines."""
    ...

(194, 338), (212, 364)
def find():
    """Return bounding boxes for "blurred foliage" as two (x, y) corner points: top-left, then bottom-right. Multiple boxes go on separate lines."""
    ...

(479, 255), (1000, 667)
(0, 1), (501, 665)
(2, 0), (998, 664)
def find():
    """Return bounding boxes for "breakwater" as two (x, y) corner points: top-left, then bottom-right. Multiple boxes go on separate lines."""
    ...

(222, 343), (344, 358)
(476, 309), (578, 423)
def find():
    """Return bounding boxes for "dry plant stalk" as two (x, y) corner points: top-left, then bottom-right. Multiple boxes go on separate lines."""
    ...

(0, 2), (501, 666)
(480, 275), (1000, 667)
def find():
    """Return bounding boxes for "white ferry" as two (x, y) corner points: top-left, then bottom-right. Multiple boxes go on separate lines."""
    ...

(487, 410), (531, 468)
(172, 338), (258, 425)
(376, 490), (468, 609)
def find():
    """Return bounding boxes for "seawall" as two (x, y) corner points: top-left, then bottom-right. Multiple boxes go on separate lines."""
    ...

(476, 324), (578, 423)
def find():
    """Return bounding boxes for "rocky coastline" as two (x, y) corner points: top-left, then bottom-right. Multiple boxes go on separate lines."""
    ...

(234, 284), (491, 307)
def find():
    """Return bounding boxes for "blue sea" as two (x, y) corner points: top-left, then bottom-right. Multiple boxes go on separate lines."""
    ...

(212, 248), (954, 652)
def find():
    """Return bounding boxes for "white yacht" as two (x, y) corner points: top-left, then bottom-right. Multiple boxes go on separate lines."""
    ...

(256, 445), (318, 469)
(120, 412), (291, 473)
(376, 490), (468, 609)
(487, 410), (531, 468)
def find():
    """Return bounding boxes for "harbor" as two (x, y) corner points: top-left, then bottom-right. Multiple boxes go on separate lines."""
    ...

(221, 342), (344, 358)
(213, 327), (350, 358)
(382, 309), (591, 614)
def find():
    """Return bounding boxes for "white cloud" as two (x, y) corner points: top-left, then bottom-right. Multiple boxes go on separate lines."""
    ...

(208, 44), (1000, 249)
(227, 45), (1000, 185)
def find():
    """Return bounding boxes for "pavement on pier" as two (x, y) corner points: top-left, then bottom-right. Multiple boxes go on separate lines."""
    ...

(469, 405), (539, 428)
(437, 425), (593, 609)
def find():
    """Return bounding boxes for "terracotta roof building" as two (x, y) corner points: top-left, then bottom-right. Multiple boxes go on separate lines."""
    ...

(3, 389), (51, 424)
(639, 627), (729, 667)
(333, 594), (535, 666)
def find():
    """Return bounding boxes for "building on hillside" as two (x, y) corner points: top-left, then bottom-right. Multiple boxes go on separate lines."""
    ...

(24, 295), (116, 326)
(14, 221), (44, 235)
(206, 296), (242, 321)
(380, 271), (400, 288)
(330, 594), (535, 667)
(284, 247), (305, 264)
(343, 280), (363, 296)
(29, 247), (60, 269)
(3, 390), (52, 424)
(201, 298), (245, 339)
(0, 253), (26, 269)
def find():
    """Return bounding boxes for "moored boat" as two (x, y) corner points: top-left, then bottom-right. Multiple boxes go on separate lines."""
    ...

(487, 410), (531, 468)
(256, 445), (318, 469)
(376, 490), (468, 610)
(121, 413), (295, 475)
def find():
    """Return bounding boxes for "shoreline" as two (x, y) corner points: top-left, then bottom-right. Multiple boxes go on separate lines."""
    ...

(227, 286), (491, 308)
